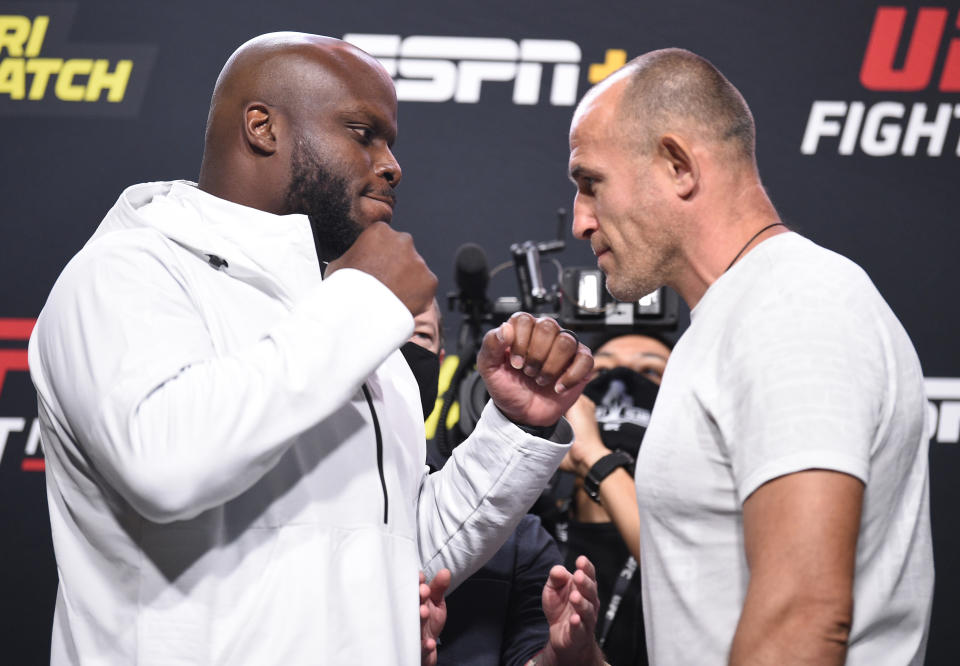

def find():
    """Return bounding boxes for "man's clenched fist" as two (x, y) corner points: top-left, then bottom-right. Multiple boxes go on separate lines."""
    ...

(478, 313), (594, 427)
(326, 222), (437, 317)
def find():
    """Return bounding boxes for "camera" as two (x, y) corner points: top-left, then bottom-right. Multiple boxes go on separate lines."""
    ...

(437, 209), (679, 451)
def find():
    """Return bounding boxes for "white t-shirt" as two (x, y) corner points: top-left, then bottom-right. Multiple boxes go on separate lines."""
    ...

(636, 232), (933, 665)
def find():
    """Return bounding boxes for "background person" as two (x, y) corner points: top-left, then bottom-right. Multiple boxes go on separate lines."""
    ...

(411, 300), (606, 666)
(555, 333), (671, 665)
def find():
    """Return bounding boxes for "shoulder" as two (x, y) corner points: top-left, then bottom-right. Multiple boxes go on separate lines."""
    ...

(718, 234), (886, 346)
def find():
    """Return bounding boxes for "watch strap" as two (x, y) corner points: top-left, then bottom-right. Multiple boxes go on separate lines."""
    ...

(583, 450), (635, 504)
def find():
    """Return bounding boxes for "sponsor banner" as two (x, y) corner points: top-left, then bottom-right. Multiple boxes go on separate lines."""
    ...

(801, 6), (960, 157)
(0, 3), (157, 116)
(344, 32), (627, 106)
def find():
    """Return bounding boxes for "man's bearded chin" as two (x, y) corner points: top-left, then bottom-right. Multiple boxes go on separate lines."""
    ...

(285, 141), (363, 264)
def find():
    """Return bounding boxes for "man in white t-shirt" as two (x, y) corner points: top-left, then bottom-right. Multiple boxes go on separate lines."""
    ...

(567, 48), (933, 664)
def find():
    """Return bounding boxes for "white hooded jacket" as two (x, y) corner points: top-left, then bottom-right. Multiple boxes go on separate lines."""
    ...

(29, 181), (571, 665)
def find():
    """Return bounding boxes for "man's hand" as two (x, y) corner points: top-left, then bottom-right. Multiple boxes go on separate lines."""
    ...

(326, 222), (438, 317)
(535, 555), (605, 666)
(420, 568), (450, 666)
(478, 313), (594, 427)
(560, 395), (612, 477)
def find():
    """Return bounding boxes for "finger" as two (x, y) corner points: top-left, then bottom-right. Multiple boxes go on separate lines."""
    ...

(536, 329), (580, 386)
(574, 556), (600, 611)
(570, 583), (595, 619)
(576, 554), (597, 581)
(429, 568), (452, 603)
(545, 564), (571, 591)
(507, 312), (536, 369)
(554, 344), (595, 394)
(521, 317), (562, 378)
(420, 582), (432, 604)
(476, 322), (514, 374)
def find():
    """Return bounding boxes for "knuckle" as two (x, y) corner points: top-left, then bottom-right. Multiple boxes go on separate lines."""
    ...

(535, 317), (560, 332)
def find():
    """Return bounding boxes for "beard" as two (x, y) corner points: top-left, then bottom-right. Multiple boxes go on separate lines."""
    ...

(284, 136), (363, 263)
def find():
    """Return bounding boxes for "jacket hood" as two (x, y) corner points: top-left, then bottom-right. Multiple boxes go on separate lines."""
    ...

(90, 181), (322, 303)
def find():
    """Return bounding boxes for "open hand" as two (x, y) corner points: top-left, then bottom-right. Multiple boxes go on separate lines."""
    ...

(420, 568), (450, 666)
(540, 555), (604, 665)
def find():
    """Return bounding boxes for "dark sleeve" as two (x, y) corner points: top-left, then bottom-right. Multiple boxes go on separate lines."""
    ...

(501, 514), (563, 666)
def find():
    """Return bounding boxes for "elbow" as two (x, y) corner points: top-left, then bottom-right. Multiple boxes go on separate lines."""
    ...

(117, 460), (209, 524)
(782, 593), (854, 654)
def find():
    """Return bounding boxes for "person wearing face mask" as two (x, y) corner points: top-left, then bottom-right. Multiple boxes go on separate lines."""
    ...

(554, 333), (672, 666)
(409, 302), (606, 666)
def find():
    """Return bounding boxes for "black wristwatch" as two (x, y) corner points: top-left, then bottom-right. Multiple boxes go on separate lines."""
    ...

(583, 450), (635, 504)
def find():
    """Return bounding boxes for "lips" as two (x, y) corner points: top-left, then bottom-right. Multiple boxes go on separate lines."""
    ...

(363, 193), (396, 222)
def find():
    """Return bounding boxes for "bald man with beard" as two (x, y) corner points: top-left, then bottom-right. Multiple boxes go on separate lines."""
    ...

(28, 33), (595, 665)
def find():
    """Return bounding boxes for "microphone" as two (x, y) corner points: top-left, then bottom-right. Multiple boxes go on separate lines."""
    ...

(454, 243), (490, 307)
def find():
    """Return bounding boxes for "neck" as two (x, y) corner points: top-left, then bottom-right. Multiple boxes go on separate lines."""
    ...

(198, 154), (286, 215)
(669, 181), (782, 309)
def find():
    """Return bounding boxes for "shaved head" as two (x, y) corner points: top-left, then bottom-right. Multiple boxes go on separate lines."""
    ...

(584, 48), (756, 164)
(197, 33), (402, 261)
(203, 33), (391, 151)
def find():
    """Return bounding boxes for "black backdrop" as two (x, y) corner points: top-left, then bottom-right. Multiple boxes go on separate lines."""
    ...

(1, 0), (958, 663)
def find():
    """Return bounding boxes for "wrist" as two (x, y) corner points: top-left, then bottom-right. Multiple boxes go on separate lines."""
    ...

(573, 443), (610, 478)
(532, 642), (605, 666)
(582, 450), (635, 505)
(496, 406), (559, 438)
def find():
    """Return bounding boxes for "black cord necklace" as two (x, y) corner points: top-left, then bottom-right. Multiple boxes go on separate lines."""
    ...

(725, 222), (786, 272)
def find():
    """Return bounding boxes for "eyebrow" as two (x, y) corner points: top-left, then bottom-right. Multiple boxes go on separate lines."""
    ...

(340, 108), (397, 145)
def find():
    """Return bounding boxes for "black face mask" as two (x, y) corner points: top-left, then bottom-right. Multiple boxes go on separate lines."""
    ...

(582, 366), (660, 459)
(400, 341), (441, 420)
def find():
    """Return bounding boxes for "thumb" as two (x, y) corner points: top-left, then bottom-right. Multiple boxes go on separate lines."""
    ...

(477, 322), (515, 372)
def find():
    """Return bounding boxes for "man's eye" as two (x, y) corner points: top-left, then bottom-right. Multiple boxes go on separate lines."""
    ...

(351, 126), (373, 143)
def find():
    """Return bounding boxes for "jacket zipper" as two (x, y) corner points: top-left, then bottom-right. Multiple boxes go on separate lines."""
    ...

(361, 383), (388, 524)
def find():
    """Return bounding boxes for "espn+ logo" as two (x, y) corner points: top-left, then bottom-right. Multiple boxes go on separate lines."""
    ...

(802, 6), (960, 157)
(343, 33), (626, 106)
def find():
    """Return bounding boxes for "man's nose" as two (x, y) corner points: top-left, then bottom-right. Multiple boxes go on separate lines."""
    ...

(375, 148), (402, 187)
(571, 193), (597, 240)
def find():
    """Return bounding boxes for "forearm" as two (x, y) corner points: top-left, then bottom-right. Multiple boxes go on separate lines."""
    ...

(596, 469), (641, 561)
(416, 403), (571, 589)
(571, 444), (641, 561)
(42, 267), (411, 522)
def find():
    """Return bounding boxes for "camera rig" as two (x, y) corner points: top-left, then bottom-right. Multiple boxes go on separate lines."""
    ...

(436, 209), (679, 454)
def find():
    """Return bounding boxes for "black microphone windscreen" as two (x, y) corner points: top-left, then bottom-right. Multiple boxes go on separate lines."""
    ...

(454, 243), (489, 300)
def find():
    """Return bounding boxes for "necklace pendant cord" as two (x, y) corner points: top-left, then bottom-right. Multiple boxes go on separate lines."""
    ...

(725, 222), (787, 272)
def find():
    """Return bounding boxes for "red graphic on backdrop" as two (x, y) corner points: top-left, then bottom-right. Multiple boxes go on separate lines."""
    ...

(0, 318), (33, 397)
(0, 317), (43, 471)
(861, 7), (960, 92)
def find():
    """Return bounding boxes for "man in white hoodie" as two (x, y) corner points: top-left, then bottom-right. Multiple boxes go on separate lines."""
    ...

(29, 33), (595, 665)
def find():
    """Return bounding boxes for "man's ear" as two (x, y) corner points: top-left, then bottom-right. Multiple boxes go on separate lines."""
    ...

(659, 134), (698, 199)
(244, 103), (277, 156)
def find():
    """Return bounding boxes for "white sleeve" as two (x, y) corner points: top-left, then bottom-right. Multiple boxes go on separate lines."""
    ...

(30, 236), (413, 523)
(415, 401), (571, 590)
(704, 276), (884, 503)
